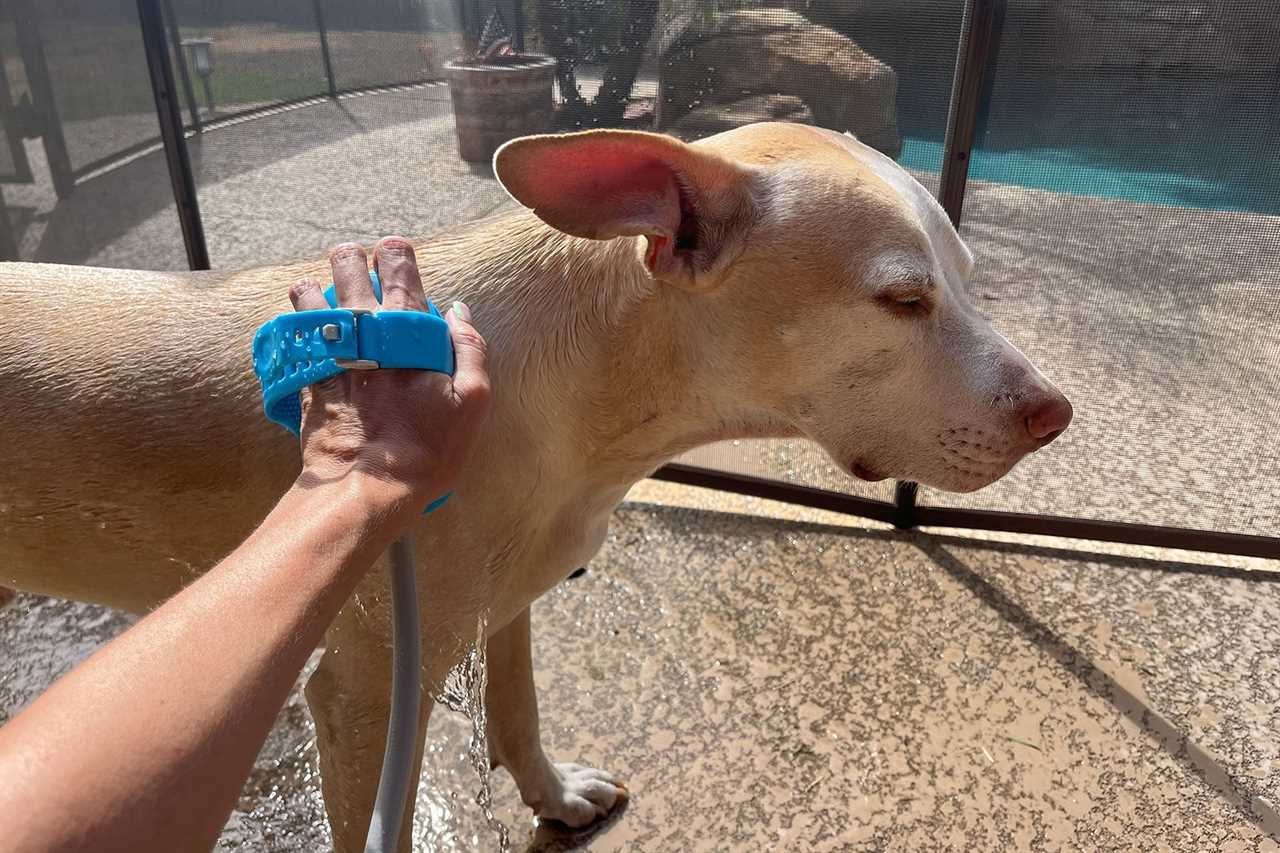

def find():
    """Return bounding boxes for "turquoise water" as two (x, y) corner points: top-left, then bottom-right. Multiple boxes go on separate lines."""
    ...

(898, 137), (1280, 216)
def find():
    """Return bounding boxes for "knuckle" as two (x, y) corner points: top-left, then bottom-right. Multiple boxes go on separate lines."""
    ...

(469, 376), (492, 401)
(461, 377), (492, 411)
(453, 328), (488, 354)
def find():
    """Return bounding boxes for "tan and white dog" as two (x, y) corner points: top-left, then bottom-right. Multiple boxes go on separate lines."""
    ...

(0, 122), (1070, 850)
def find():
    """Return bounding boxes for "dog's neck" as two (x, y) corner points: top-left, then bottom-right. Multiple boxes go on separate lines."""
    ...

(418, 209), (791, 489)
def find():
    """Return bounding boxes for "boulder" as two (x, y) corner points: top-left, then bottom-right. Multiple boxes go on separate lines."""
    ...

(657, 8), (901, 158)
(664, 94), (815, 142)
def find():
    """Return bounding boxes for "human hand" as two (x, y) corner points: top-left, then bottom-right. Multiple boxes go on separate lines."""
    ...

(288, 237), (490, 513)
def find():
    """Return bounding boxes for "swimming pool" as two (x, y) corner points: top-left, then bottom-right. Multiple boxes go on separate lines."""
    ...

(898, 137), (1280, 216)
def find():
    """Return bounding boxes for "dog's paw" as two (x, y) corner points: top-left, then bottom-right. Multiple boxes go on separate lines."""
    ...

(533, 763), (627, 828)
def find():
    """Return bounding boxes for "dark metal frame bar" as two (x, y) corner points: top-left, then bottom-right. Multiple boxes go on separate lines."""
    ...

(11, 0), (74, 199)
(160, 0), (202, 133)
(653, 464), (901, 526)
(312, 0), (340, 99)
(136, 0), (209, 270)
(650, 466), (1280, 560)
(911, 504), (1280, 560)
(937, 0), (1000, 228)
(118, 0), (1274, 560)
(892, 0), (1002, 529)
(0, 40), (34, 185)
(512, 0), (526, 52)
(0, 186), (16, 260)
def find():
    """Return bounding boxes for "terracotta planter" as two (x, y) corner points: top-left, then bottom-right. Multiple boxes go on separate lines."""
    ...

(444, 54), (556, 163)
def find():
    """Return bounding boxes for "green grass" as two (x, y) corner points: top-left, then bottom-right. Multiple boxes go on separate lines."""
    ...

(202, 69), (328, 109)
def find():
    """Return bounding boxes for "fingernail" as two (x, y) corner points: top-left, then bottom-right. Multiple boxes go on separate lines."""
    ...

(378, 237), (413, 256)
(452, 301), (471, 321)
(330, 242), (366, 261)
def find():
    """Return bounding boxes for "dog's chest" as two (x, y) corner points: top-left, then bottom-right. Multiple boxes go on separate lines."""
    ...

(520, 485), (630, 596)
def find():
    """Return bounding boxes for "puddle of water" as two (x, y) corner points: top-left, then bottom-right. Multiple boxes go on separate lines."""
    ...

(1, 594), (517, 852)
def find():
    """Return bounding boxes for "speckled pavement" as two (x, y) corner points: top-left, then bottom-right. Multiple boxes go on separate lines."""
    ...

(3, 497), (1278, 852)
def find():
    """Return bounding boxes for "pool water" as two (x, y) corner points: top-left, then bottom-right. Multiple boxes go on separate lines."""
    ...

(898, 137), (1280, 216)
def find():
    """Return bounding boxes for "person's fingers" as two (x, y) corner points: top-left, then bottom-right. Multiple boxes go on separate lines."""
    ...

(329, 242), (378, 309)
(445, 301), (491, 416)
(373, 236), (427, 311)
(289, 277), (328, 311)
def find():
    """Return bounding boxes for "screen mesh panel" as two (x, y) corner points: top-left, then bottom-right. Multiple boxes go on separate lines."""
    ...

(31, 0), (166, 172)
(0, 0), (184, 269)
(916, 0), (1280, 536)
(9, 0), (1270, 539)
(160, 0), (961, 502)
(168, 0), (330, 117)
(317, 0), (460, 91)
(187, 85), (512, 269)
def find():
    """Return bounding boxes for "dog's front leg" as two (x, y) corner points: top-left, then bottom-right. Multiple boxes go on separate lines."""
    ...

(486, 607), (627, 826)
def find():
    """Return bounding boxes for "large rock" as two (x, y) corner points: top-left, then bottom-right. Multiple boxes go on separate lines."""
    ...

(657, 9), (901, 157)
(790, 0), (1280, 76)
(664, 94), (815, 142)
(784, 0), (1280, 152)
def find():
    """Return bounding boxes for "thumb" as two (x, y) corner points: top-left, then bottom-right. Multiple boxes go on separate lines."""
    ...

(446, 301), (491, 412)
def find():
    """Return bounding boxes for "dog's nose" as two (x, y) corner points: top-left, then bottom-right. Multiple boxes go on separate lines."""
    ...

(1023, 392), (1073, 446)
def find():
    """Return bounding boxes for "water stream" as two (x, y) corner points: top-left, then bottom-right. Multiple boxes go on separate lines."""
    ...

(433, 612), (511, 852)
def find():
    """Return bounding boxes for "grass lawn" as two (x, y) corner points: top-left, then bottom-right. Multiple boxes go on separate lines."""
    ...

(1, 22), (460, 121)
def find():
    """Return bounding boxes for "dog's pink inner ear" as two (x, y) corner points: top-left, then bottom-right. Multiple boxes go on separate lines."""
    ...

(494, 132), (733, 278)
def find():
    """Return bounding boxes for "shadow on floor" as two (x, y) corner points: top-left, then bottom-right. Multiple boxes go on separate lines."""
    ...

(913, 535), (1280, 838)
(29, 88), (467, 269)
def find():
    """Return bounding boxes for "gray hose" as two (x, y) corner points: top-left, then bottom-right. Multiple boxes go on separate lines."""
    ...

(364, 534), (422, 853)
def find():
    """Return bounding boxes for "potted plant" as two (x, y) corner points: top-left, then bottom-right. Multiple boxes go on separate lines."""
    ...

(445, 10), (557, 163)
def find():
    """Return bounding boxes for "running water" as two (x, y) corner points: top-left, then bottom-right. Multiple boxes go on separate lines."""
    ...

(434, 612), (511, 852)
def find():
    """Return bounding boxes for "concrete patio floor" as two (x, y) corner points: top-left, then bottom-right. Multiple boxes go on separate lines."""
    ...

(2, 488), (1278, 851)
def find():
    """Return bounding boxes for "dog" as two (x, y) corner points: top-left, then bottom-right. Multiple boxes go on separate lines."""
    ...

(0, 122), (1071, 851)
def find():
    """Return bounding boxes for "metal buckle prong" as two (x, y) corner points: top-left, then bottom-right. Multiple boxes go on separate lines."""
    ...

(333, 308), (379, 369)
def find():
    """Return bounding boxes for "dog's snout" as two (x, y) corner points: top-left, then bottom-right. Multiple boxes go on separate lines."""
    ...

(1022, 391), (1073, 446)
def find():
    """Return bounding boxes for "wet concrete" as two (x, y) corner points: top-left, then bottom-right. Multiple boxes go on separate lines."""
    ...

(3, 498), (1277, 851)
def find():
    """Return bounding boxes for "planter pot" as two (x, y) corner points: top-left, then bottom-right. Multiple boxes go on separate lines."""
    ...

(444, 54), (556, 163)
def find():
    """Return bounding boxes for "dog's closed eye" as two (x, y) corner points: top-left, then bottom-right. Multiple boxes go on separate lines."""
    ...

(876, 275), (935, 317)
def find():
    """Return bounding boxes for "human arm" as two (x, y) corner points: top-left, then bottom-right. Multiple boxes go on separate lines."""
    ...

(0, 237), (489, 853)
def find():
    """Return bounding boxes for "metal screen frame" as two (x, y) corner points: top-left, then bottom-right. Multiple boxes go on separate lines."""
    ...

(0, 52), (34, 186)
(130, 0), (1279, 560)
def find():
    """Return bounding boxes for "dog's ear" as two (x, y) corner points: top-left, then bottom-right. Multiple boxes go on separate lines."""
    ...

(493, 129), (755, 290)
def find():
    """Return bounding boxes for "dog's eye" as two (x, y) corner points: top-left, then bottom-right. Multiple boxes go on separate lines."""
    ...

(878, 291), (931, 317)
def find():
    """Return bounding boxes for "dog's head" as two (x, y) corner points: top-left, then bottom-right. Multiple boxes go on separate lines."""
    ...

(494, 122), (1071, 492)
